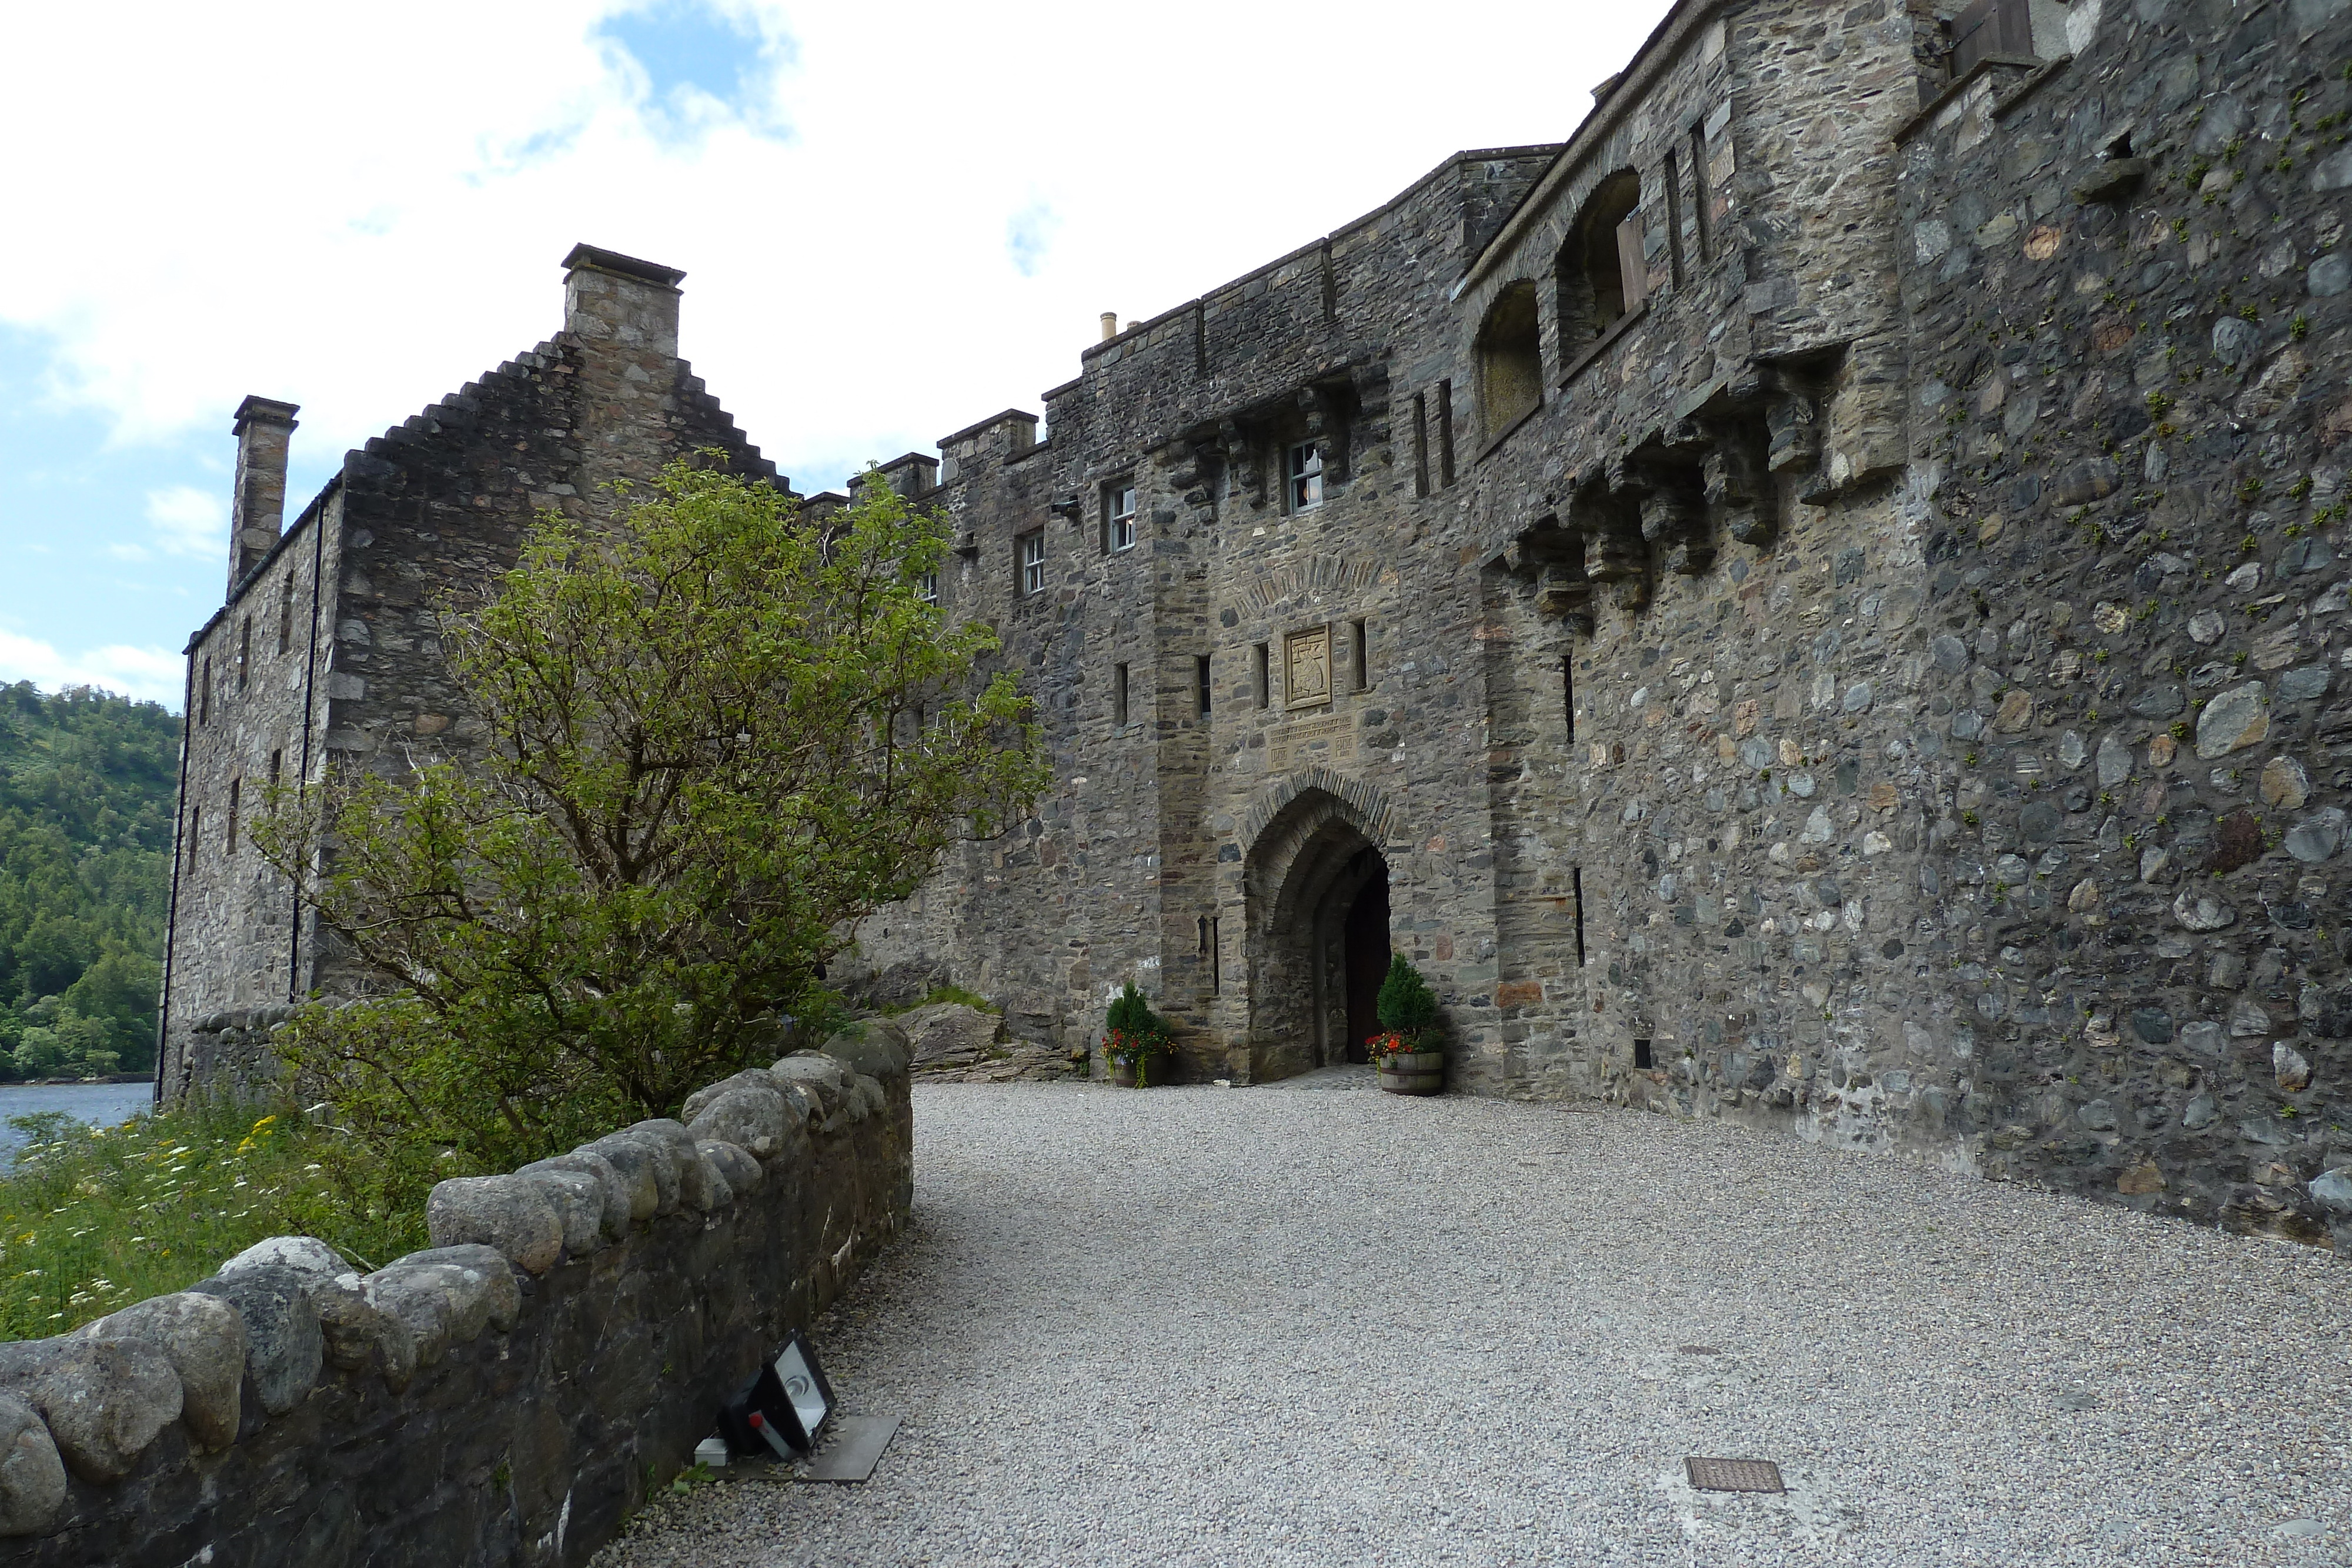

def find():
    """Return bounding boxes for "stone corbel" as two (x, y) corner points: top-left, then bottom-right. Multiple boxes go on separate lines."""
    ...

(1572, 484), (1648, 612)
(1625, 442), (1711, 577)
(1220, 418), (1264, 509)
(1703, 430), (1775, 550)
(1765, 386), (1819, 476)
(1170, 434), (1219, 511)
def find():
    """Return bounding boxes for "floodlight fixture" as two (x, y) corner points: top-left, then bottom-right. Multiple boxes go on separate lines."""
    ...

(720, 1329), (837, 1457)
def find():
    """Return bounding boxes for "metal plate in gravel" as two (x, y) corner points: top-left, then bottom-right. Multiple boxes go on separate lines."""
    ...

(1686, 1457), (1785, 1493)
(801, 1415), (901, 1483)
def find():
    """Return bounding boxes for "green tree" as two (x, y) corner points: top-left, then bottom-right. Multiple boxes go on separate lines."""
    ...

(255, 461), (1047, 1172)
(0, 681), (178, 1076)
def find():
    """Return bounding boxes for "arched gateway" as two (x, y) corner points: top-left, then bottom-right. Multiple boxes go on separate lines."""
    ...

(1238, 774), (1396, 1081)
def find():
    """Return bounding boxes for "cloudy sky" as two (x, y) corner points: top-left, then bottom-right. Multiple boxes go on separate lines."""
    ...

(0, 0), (1674, 707)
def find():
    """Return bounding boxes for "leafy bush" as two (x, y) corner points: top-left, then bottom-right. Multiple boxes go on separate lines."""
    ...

(1375, 955), (1441, 1048)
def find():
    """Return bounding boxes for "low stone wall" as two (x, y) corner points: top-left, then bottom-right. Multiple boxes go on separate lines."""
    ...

(0, 1025), (913, 1567)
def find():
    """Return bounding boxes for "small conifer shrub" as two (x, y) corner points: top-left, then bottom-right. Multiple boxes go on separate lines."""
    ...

(1372, 954), (1441, 1055)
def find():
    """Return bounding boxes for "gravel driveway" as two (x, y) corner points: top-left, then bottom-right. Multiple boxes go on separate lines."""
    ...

(594, 1074), (2351, 1567)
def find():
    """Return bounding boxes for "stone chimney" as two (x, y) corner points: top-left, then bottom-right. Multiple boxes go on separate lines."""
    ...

(562, 243), (685, 358)
(1100, 312), (1118, 342)
(228, 396), (299, 595)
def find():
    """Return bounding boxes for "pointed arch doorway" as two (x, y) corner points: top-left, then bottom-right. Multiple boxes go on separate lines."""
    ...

(1241, 783), (1393, 1081)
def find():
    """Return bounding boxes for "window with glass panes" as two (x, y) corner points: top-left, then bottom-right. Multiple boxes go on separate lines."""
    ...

(1288, 442), (1324, 511)
(1018, 530), (1047, 595)
(917, 570), (938, 604)
(1108, 483), (1137, 551)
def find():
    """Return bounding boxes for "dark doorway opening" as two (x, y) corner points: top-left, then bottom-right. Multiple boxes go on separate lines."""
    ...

(1341, 853), (1391, 1063)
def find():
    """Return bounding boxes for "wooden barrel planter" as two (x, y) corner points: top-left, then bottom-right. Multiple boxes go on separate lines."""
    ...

(1377, 1051), (1445, 1095)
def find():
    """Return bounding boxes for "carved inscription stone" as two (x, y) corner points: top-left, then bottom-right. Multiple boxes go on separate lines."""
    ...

(1268, 712), (1355, 771)
(1285, 624), (1332, 709)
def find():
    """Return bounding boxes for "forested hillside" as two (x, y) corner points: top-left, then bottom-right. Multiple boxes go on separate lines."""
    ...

(0, 683), (178, 1078)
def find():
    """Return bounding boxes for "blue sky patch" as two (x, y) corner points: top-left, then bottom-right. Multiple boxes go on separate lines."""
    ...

(1005, 202), (1059, 279)
(596, 2), (784, 125)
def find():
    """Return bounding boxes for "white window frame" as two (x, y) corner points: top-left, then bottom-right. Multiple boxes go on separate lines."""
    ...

(1288, 442), (1324, 512)
(1108, 483), (1138, 552)
(917, 570), (938, 604)
(1018, 530), (1047, 596)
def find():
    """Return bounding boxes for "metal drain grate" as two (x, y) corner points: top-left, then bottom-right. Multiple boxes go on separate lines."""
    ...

(1685, 1457), (1785, 1494)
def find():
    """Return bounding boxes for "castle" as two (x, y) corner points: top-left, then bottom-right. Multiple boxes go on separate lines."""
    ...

(162, 0), (2352, 1251)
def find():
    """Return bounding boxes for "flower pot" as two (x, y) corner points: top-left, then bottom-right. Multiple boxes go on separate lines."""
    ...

(1377, 1051), (1444, 1096)
(1110, 1058), (1163, 1087)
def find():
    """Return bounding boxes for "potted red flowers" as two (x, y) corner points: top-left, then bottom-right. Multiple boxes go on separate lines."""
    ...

(1101, 982), (1174, 1086)
(1368, 955), (1443, 1095)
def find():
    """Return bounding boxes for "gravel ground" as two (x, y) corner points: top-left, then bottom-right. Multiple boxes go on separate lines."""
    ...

(594, 1074), (2352, 1567)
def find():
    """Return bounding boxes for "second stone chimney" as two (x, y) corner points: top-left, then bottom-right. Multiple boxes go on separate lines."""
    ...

(229, 395), (299, 596)
(1100, 312), (1118, 342)
(562, 243), (686, 358)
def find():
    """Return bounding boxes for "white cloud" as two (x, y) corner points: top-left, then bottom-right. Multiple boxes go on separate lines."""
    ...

(144, 484), (225, 557)
(0, 0), (1675, 497)
(107, 543), (152, 561)
(0, 630), (183, 707)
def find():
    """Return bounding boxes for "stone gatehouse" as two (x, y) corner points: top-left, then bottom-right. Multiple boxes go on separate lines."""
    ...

(166, 0), (2352, 1251)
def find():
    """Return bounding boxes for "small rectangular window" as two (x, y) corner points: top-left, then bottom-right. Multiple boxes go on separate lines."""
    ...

(269, 748), (283, 793)
(1252, 644), (1269, 710)
(199, 659), (212, 726)
(1210, 915), (1221, 992)
(237, 618), (252, 692)
(278, 574), (296, 656)
(1436, 380), (1456, 487)
(917, 570), (939, 604)
(1634, 1037), (1653, 1070)
(1196, 654), (1212, 716)
(1563, 657), (1576, 742)
(1288, 443), (1324, 512)
(1662, 148), (1686, 290)
(226, 779), (240, 854)
(1412, 393), (1430, 499)
(1572, 866), (1587, 967)
(1350, 620), (1368, 691)
(1689, 123), (1712, 263)
(1114, 662), (1130, 728)
(187, 806), (201, 872)
(1107, 483), (1137, 552)
(1018, 530), (1047, 596)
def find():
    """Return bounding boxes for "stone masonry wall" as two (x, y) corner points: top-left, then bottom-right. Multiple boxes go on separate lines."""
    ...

(1892, 0), (2352, 1246)
(2, 1028), (911, 1566)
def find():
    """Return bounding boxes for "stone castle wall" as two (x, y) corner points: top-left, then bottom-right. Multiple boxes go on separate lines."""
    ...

(844, 0), (2352, 1249)
(161, 0), (2352, 1251)
(1889, 0), (2352, 1241)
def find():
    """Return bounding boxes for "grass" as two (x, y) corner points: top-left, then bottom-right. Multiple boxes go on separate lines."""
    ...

(0, 1096), (430, 1342)
(883, 985), (998, 1016)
